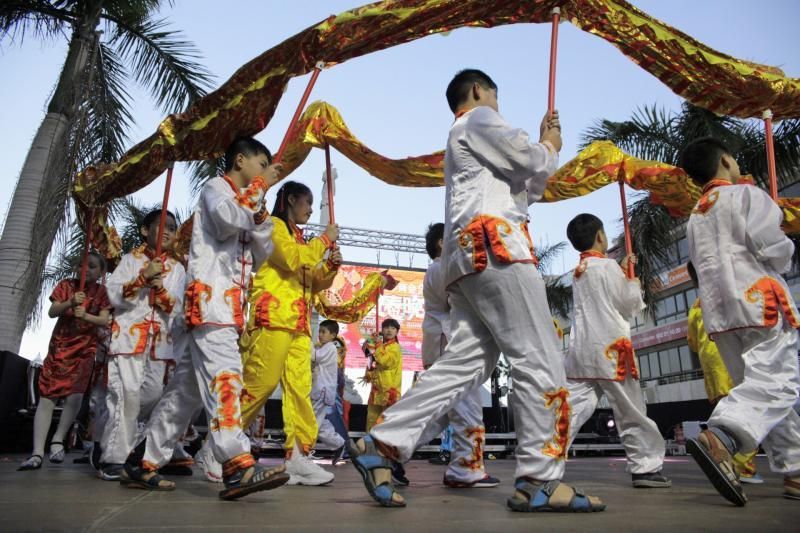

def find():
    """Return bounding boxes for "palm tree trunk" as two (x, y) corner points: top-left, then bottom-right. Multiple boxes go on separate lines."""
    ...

(0, 13), (99, 354)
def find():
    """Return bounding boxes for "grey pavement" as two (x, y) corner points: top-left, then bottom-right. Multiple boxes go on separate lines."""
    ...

(1, 454), (798, 532)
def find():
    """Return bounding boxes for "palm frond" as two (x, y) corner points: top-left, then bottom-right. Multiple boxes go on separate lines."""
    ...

(187, 157), (224, 197)
(0, 1), (73, 45)
(534, 240), (567, 274)
(80, 42), (133, 163)
(105, 14), (213, 112)
(544, 278), (572, 318)
(581, 105), (680, 164)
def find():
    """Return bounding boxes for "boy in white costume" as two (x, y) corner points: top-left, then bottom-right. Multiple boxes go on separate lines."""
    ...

(421, 222), (499, 488)
(564, 213), (670, 488)
(99, 210), (185, 480)
(348, 69), (605, 512)
(123, 137), (289, 499)
(681, 137), (800, 506)
(311, 320), (345, 455)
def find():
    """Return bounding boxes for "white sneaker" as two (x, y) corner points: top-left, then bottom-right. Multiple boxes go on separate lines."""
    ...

(286, 454), (334, 486)
(196, 441), (223, 483)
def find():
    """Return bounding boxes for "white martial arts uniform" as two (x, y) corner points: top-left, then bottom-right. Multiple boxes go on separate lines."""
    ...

(100, 246), (185, 465)
(311, 342), (345, 450)
(142, 175), (273, 476)
(687, 179), (800, 474)
(565, 251), (664, 474)
(421, 256), (487, 483)
(371, 105), (568, 481)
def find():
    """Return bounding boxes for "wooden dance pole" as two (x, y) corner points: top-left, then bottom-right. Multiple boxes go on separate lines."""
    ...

(150, 163), (175, 304)
(273, 61), (325, 164)
(763, 109), (779, 201)
(324, 143), (335, 225)
(77, 208), (95, 292)
(547, 7), (561, 115)
(619, 178), (635, 279)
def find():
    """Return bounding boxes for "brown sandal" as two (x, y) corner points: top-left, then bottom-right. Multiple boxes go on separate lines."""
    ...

(687, 429), (746, 506)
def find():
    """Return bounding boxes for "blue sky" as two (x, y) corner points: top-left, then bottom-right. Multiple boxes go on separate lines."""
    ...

(2, 0), (799, 358)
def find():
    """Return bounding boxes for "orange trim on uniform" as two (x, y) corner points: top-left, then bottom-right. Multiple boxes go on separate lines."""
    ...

(745, 276), (800, 329)
(222, 453), (256, 477)
(692, 179), (731, 216)
(459, 426), (486, 472)
(152, 286), (175, 313)
(292, 297), (309, 333)
(605, 337), (639, 381)
(574, 250), (606, 279)
(542, 387), (571, 460)
(184, 280), (212, 328)
(253, 291), (281, 328)
(458, 217), (489, 272)
(223, 286), (245, 330)
(142, 460), (160, 472)
(122, 273), (148, 300)
(209, 371), (244, 433)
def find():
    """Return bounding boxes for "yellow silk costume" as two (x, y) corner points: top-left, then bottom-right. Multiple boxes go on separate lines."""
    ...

(365, 338), (403, 431)
(240, 217), (337, 452)
(687, 298), (758, 476)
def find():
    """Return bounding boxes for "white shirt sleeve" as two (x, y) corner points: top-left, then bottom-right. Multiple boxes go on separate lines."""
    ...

(464, 107), (558, 195)
(105, 254), (139, 310)
(202, 178), (262, 242)
(742, 186), (795, 273)
(606, 261), (645, 320)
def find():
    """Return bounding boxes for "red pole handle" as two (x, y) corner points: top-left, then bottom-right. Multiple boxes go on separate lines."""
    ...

(273, 62), (324, 164)
(763, 110), (779, 201)
(618, 178), (635, 279)
(78, 208), (95, 292)
(150, 163), (175, 305)
(324, 143), (335, 225)
(547, 7), (561, 116)
(375, 291), (380, 334)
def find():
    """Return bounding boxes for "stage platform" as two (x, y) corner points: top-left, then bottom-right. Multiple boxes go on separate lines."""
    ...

(1, 453), (797, 531)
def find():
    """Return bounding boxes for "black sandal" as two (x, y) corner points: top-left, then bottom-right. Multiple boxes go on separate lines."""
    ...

(18, 455), (43, 471)
(120, 463), (176, 491)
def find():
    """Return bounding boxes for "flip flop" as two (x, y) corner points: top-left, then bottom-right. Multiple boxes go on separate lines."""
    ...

(120, 464), (176, 492)
(49, 442), (65, 464)
(218, 464), (289, 501)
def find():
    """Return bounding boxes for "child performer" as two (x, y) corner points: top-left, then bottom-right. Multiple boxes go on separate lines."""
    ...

(421, 222), (499, 488)
(564, 214), (670, 488)
(98, 209), (184, 481)
(125, 137), (288, 499)
(349, 69), (605, 511)
(311, 320), (346, 456)
(682, 137), (800, 505)
(19, 252), (111, 471)
(365, 318), (403, 432)
(686, 262), (762, 484)
(239, 180), (341, 486)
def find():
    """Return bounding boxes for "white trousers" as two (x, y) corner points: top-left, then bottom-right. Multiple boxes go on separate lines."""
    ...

(142, 331), (203, 468)
(312, 398), (345, 450)
(100, 348), (167, 464)
(371, 262), (569, 481)
(189, 325), (252, 465)
(89, 377), (109, 441)
(567, 377), (664, 474)
(712, 316), (800, 475)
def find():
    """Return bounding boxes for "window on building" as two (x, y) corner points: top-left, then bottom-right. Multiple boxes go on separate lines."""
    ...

(654, 287), (698, 325)
(639, 354), (650, 379)
(640, 342), (697, 380)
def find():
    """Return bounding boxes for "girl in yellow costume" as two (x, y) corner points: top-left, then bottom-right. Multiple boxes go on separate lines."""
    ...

(687, 262), (762, 484)
(365, 318), (403, 431)
(240, 181), (341, 486)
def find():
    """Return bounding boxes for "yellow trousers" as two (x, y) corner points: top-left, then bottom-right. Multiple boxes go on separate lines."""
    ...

(240, 328), (316, 451)
(366, 404), (387, 432)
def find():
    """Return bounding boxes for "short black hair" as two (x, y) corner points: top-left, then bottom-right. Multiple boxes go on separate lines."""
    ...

(425, 223), (444, 259)
(678, 137), (732, 186)
(687, 261), (698, 288)
(319, 319), (339, 336)
(141, 208), (177, 231)
(566, 213), (604, 252)
(224, 136), (272, 172)
(445, 69), (497, 113)
(381, 318), (400, 331)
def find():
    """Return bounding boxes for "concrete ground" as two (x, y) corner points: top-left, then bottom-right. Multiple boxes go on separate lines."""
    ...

(0, 453), (798, 532)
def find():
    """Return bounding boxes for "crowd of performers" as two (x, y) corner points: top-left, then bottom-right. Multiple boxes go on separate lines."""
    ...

(19, 69), (800, 511)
